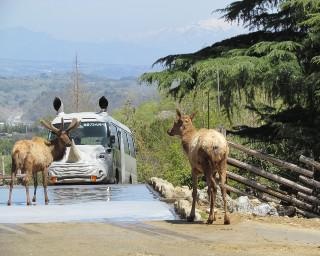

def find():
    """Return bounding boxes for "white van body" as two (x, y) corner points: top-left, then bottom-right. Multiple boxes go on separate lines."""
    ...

(48, 111), (137, 184)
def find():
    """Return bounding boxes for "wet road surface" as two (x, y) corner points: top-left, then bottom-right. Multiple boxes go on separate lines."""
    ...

(0, 184), (176, 223)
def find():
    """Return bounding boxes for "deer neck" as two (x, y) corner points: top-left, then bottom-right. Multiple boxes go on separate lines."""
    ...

(49, 138), (67, 161)
(181, 125), (196, 154)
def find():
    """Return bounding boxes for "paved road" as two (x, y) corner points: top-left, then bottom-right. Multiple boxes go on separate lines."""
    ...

(1, 185), (320, 255)
(0, 184), (176, 223)
(0, 215), (319, 256)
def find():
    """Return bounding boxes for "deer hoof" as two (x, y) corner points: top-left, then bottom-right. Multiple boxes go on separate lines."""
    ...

(206, 219), (214, 224)
(32, 197), (36, 202)
(27, 202), (31, 206)
(7, 201), (11, 206)
(224, 216), (230, 225)
(207, 215), (214, 224)
(187, 215), (195, 222)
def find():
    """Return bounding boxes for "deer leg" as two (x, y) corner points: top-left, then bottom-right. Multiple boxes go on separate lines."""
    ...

(206, 182), (213, 224)
(24, 174), (31, 206)
(43, 167), (49, 205)
(7, 172), (16, 206)
(32, 173), (38, 202)
(220, 161), (230, 225)
(207, 174), (217, 224)
(187, 170), (197, 222)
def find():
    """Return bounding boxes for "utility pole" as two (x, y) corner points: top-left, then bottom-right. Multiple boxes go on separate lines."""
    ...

(207, 88), (210, 129)
(202, 90), (205, 127)
(73, 54), (80, 112)
(217, 69), (221, 113)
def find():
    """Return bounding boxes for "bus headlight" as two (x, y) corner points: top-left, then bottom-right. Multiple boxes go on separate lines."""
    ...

(50, 176), (57, 183)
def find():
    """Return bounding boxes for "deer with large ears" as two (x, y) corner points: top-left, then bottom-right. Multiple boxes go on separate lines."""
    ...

(167, 109), (230, 224)
(7, 118), (80, 206)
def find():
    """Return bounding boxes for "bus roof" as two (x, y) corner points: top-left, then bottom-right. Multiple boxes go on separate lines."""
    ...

(51, 112), (132, 133)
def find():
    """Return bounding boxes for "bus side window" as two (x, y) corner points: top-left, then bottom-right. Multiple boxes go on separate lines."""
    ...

(123, 132), (130, 155)
(127, 134), (136, 157)
(109, 123), (120, 149)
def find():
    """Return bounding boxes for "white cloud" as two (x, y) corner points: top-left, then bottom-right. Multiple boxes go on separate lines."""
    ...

(133, 17), (237, 40)
(174, 17), (235, 34)
(113, 17), (246, 54)
(197, 17), (233, 31)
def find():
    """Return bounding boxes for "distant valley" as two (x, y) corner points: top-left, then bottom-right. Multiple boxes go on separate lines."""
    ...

(0, 59), (158, 122)
(0, 58), (154, 79)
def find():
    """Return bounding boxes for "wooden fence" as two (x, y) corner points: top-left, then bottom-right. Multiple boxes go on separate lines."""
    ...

(226, 140), (320, 218)
(0, 156), (27, 184)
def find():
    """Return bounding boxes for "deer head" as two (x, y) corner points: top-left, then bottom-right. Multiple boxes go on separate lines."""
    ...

(167, 109), (196, 137)
(40, 118), (80, 147)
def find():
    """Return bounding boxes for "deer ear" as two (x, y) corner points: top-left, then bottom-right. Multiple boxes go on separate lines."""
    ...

(176, 109), (182, 118)
(190, 112), (197, 120)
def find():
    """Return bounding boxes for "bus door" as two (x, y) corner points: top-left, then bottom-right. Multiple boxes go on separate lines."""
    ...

(119, 131), (126, 184)
(109, 123), (122, 183)
(122, 132), (137, 184)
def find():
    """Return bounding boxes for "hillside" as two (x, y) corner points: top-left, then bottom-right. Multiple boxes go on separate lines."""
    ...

(0, 72), (158, 122)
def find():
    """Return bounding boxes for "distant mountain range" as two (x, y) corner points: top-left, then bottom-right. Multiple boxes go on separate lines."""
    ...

(0, 27), (162, 66)
(0, 27), (162, 122)
(0, 26), (243, 68)
(0, 58), (154, 79)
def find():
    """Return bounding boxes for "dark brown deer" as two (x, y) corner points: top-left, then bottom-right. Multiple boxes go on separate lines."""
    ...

(167, 109), (230, 224)
(7, 118), (80, 206)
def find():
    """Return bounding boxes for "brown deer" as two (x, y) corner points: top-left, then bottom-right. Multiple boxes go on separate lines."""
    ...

(167, 109), (230, 224)
(7, 118), (80, 206)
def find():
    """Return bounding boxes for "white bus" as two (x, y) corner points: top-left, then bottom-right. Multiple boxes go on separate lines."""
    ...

(48, 97), (137, 184)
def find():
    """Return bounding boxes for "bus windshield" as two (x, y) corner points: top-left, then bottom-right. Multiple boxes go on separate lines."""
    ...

(49, 122), (108, 146)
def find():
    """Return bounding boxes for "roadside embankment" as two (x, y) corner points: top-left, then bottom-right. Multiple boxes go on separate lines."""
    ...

(149, 177), (286, 221)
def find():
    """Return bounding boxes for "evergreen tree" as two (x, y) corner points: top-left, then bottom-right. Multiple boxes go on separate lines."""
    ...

(140, 0), (320, 158)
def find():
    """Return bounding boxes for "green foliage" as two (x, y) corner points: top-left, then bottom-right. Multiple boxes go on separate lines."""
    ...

(140, 0), (320, 159)
(0, 138), (14, 156)
(113, 95), (230, 187)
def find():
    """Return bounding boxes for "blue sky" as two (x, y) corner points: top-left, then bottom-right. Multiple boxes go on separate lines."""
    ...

(0, 0), (247, 65)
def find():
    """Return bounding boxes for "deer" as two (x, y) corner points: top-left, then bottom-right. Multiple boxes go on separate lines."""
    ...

(167, 109), (230, 224)
(7, 118), (80, 206)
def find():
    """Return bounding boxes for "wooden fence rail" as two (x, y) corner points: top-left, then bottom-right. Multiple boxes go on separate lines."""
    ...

(227, 157), (313, 195)
(226, 140), (319, 217)
(0, 174), (26, 180)
(299, 155), (320, 170)
(298, 175), (320, 189)
(225, 184), (251, 197)
(228, 141), (314, 177)
(297, 192), (320, 206)
(227, 171), (314, 212)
